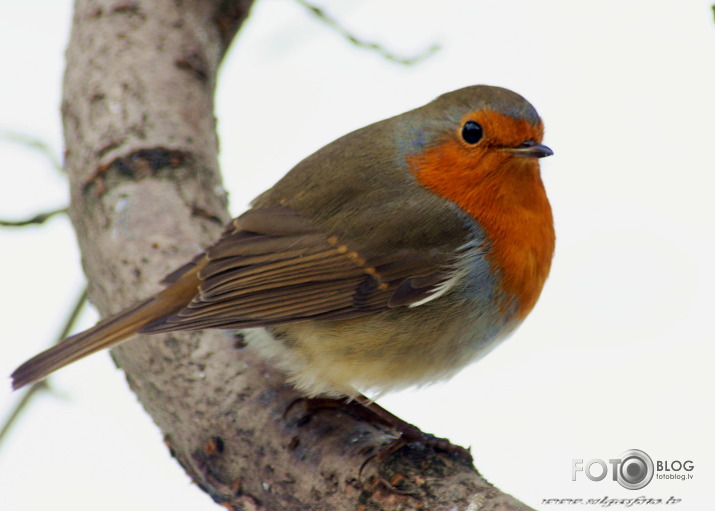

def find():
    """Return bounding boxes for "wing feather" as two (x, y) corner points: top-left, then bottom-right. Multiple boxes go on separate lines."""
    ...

(141, 206), (457, 333)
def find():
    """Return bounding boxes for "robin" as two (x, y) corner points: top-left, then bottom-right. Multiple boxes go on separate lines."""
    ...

(11, 85), (555, 399)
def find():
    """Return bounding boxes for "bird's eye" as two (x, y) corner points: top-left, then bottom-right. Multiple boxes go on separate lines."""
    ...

(461, 121), (483, 144)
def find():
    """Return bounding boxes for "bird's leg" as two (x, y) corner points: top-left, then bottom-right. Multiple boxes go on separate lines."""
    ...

(283, 396), (349, 425)
(283, 394), (471, 461)
(351, 395), (473, 461)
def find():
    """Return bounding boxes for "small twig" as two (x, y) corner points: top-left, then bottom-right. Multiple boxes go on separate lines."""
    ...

(0, 381), (50, 443)
(0, 287), (88, 447)
(0, 131), (67, 228)
(0, 130), (63, 172)
(294, 0), (440, 65)
(0, 207), (68, 227)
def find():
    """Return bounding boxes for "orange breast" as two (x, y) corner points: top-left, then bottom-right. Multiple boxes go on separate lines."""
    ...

(409, 111), (555, 317)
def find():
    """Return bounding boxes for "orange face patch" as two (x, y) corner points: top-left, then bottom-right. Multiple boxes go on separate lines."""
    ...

(408, 110), (554, 317)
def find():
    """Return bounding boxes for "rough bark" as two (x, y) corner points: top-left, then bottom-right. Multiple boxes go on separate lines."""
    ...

(61, 0), (537, 509)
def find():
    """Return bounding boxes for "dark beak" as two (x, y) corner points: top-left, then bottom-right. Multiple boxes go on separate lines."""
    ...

(506, 141), (554, 159)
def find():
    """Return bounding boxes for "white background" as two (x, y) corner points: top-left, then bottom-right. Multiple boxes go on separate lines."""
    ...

(1, 1), (714, 509)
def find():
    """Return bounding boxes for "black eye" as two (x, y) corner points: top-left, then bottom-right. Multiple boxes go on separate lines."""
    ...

(461, 121), (483, 144)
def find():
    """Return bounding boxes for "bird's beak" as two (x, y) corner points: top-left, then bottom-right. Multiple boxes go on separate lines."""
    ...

(505, 141), (554, 159)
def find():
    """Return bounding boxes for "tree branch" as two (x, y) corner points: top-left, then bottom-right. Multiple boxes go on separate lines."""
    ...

(0, 130), (63, 172)
(0, 287), (87, 447)
(60, 0), (534, 509)
(0, 207), (67, 227)
(294, 0), (439, 65)
(0, 131), (66, 227)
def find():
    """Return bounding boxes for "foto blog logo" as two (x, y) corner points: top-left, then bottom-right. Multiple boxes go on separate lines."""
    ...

(572, 449), (694, 490)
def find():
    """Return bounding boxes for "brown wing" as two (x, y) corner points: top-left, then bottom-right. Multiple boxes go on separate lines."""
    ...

(141, 206), (453, 332)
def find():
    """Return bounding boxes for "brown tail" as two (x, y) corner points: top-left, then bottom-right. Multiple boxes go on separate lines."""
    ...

(11, 265), (201, 390)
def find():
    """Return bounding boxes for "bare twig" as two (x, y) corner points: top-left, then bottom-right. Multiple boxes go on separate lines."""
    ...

(0, 131), (67, 227)
(0, 207), (68, 227)
(0, 287), (88, 447)
(0, 381), (50, 445)
(294, 0), (440, 65)
(0, 130), (63, 172)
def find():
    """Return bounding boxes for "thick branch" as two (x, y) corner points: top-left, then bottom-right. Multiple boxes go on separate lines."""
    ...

(61, 0), (534, 509)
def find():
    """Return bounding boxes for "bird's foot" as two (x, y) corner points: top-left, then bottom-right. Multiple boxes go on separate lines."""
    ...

(283, 394), (471, 461)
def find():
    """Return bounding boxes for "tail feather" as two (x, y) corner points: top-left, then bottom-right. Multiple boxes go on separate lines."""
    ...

(11, 265), (201, 390)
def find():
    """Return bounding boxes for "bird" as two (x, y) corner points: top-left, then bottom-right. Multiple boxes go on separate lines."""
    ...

(11, 85), (555, 400)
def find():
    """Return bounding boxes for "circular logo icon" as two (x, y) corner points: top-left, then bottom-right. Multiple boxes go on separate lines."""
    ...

(617, 449), (654, 490)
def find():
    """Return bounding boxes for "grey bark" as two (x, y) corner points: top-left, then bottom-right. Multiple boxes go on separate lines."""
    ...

(61, 0), (537, 509)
